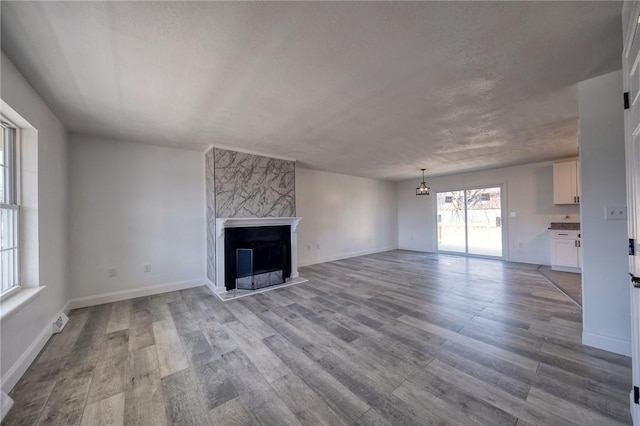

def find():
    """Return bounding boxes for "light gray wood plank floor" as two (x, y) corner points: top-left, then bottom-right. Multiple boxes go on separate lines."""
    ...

(538, 265), (582, 306)
(4, 251), (632, 425)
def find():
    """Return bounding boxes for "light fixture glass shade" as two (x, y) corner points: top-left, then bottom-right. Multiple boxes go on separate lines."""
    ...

(415, 168), (430, 196)
(416, 183), (430, 195)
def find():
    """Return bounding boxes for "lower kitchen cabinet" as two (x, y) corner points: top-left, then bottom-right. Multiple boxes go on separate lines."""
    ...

(550, 230), (581, 272)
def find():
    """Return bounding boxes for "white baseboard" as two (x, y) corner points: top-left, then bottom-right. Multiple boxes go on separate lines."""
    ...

(1, 391), (13, 421)
(1, 311), (56, 393)
(214, 276), (309, 302)
(551, 265), (581, 273)
(631, 391), (639, 426)
(583, 330), (632, 357)
(397, 245), (433, 253)
(60, 300), (71, 315)
(69, 278), (207, 310)
(204, 278), (225, 294)
(298, 245), (398, 267)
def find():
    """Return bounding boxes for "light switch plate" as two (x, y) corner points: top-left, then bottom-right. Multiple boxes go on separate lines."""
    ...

(604, 206), (627, 220)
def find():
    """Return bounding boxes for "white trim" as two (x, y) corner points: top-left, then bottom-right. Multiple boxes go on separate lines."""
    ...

(630, 390), (639, 426)
(60, 299), (71, 315)
(215, 217), (302, 293)
(204, 145), (296, 163)
(551, 265), (581, 273)
(216, 217), (301, 237)
(0, 102), (35, 130)
(0, 286), (45, 323)
(582, 330), (632, 357)
(1, 391), (13, 421)
(214, 276), (309, 302)
(397, 246), (434, 253)
(204, 278), (223, 294)
(0, 285), (22, 302)
(0, 310), (54, 393)
(68, 279), (206, 310)
(298, 245), (398, 267)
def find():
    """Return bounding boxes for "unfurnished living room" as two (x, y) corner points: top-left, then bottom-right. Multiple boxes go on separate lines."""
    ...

(1, 1), (640, 425)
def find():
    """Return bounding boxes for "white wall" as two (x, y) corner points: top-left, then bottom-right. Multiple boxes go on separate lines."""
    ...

(0, 52), (69, 390)
(397, 161), (580, 265)
(69, 135), (206, 305)
(579, 70), (631, 356)
(296, 166), (398, 266)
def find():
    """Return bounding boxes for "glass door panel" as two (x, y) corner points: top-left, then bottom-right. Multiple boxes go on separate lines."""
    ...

(466, 187), (502, 257)
(436, 186), (503, 258)
(436, 190), (466, 253)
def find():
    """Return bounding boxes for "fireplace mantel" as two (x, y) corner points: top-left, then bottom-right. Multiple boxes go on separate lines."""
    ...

(215, 217), (300, 238)
(214, 217), (301, 294)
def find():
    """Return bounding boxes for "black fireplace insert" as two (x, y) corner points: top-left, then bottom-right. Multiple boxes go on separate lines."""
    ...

(224, 225), (291, 291)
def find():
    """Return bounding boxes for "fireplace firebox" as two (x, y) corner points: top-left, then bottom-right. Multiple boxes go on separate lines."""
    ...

(224, 225), (291, 291)
(236, 242), (286, 290)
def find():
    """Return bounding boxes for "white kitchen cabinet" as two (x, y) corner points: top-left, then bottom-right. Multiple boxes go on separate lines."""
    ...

(550, 230), (581, 272)
(553, 160), (580, 204)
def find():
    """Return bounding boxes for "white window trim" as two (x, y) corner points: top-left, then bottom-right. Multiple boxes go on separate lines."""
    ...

(0, 284), (20, 302)
(0, 121), (21, 297)
(0, 286), (45, 323)
(0, 101), (40, 320)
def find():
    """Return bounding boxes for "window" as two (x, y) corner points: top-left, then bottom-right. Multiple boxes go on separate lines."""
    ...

(1, 122), (19, 296)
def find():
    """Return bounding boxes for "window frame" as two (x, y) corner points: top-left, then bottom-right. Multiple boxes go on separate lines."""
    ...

(1, 120), (21, 299)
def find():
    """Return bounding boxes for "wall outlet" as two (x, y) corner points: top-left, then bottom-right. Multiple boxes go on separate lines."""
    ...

(108, 267), (117, 278)
(144, 263), (152, 273)
(509, 212), (517, 217)
(604, 206), (627, 220)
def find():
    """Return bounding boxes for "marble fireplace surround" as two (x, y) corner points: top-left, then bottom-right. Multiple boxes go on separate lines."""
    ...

(214, 217), (303, 297)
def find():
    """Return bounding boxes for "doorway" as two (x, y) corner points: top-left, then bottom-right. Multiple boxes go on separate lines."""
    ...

(622, 3), (640, 423)
(436, 186), (503, 258)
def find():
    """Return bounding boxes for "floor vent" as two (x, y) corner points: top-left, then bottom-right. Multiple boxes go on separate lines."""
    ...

(52, 312), (69, 334)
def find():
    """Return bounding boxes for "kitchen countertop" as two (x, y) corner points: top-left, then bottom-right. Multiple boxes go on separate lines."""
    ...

(548, 222), (580, 230)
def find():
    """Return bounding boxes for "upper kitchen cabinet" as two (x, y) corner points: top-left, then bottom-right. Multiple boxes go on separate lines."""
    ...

(553, 160), (580, 204)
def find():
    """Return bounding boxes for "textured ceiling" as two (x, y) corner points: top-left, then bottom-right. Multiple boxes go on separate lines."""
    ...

(1, 1), (622, 181)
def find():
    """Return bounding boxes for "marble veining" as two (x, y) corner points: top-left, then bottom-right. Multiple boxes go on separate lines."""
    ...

(213, 148), (295, 218)
(205, 148), (296, 284)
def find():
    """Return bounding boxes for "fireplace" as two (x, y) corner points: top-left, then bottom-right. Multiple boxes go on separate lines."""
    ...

(214, 217), (301, 294)
(236, 244), (285, 290)
(225, 225), (291, 291)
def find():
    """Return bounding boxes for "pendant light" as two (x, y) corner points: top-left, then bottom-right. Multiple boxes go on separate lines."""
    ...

(415, 168), (430, 196)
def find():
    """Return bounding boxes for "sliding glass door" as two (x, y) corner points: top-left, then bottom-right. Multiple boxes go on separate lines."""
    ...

(436, 186), (503, 257)
(436, 190), (466, 253)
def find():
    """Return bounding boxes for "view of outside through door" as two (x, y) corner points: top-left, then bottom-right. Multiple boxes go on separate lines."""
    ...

(437, 186), (502, 257)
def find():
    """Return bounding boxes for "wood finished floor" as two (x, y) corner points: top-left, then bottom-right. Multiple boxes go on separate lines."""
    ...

(538, 266), (582, 306)
(4, 251), (632, 425)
